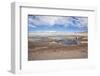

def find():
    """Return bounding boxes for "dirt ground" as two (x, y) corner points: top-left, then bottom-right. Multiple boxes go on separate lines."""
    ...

(28, 40), (88, 60)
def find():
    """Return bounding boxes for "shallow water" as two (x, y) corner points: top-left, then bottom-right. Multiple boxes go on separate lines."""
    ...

(59, 39), (80, 45)
(29, 36), (81, 45)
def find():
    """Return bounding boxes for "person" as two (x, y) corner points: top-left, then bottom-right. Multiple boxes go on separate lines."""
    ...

(75, 37), (80, 45)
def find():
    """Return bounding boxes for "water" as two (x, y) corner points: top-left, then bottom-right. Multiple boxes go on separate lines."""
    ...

(29, 36), (81, 45)
(59, 39), (80, 45)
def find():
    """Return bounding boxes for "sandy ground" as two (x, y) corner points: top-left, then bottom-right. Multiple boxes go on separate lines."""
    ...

(28, 41), (88, 60)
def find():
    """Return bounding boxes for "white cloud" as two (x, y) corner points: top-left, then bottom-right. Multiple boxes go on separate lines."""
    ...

(45, 30), (57, 32)
(66, 17), (88, 28)
(28, 16), (88, 28)
(36, 16), (59, 26)
(29, 24), (37, 28)
(29, 16), (69, 26)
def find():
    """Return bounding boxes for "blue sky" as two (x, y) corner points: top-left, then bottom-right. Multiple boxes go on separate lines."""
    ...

(28, 15), (88, 33)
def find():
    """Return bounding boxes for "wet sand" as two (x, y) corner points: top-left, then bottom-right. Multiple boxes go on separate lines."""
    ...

(28, 41), (88, 60)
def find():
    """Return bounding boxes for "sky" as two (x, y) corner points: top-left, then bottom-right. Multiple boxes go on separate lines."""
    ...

(28, 15), (88, 33)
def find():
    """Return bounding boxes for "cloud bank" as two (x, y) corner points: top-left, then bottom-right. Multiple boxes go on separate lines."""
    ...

(28, 15), (88, 33)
